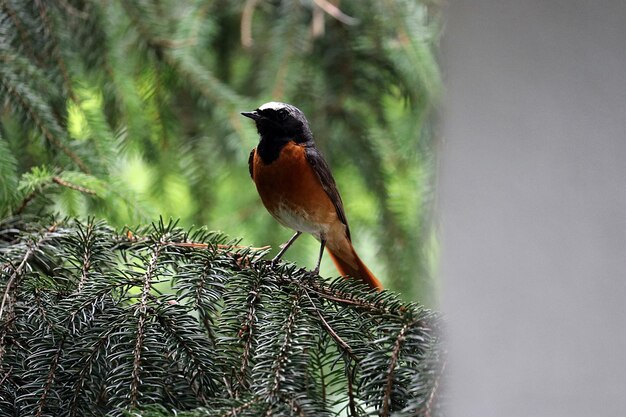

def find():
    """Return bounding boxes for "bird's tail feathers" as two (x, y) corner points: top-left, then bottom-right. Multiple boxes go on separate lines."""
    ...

(327, 242), (383, 291)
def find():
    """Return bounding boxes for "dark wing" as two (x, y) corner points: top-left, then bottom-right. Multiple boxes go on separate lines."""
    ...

(248, 148), (255, 179)
(304, 145), (351, 240)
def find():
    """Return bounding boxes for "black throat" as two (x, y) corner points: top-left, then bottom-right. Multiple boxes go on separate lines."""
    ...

(256, 135), (290, 165)
(257, 134), (313, 165)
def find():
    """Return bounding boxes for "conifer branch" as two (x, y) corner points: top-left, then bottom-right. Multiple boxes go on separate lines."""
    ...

(0, 225), (56, 321)
(0, 218), (443, 416)
(305, 278), (407, 317)
(51, 176), (97, 195)
(33, 288), (55, 331)
(57, 0), (89, 19)
(76, 221), (95, 292)
(219, 397), (261, 417)
(15, 175), (97, 215)
(193, 264), (218, 339)
(0, 367), (11, 386)
(14, 191), (38, 216)
(0, 254), (29, 323)
(381, 320), (414, 417)
(314, 342), (328, 404)
(279, 394), (307, 417)
(346, 360), (359, 417)
(34, 0), (78, 102)
(268, 290), (303, 400)
(155, 309), (210, 405)
(1, 2), (38, 64)
(0, 76), (89, 172)
(424, 356), (446, 417)
(236, 274), (262, 394)
(130, 233), (167, 408)
(301, 284), (354, 358)
(68, 327), (115, 417)
(35, 340), (65, 417)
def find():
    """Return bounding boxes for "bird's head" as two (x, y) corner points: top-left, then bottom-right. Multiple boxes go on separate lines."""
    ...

(241, 102), (313, 143)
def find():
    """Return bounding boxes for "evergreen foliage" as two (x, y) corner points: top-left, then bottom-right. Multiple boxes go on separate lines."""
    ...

(0, 217), (444, 416)
(0, 0), (442, 301)
(0, 3), (444, 413)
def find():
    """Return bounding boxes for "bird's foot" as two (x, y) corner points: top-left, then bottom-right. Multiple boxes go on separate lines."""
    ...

(270, 255), (282, 269)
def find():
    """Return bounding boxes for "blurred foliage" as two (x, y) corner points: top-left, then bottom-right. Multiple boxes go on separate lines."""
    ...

(0, 0), (441, 303)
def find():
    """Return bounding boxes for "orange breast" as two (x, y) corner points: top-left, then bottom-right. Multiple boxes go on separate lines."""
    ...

(252, 141), (338, 236)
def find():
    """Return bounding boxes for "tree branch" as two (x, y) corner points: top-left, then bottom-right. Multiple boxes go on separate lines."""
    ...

(0, 76), (89, 172)
(35, 340), (65, 417)
(312, 0), (359, 25)
(381, 320), (415, 416)
(130, 234), (167, 408)
(301, 285), (354, 358)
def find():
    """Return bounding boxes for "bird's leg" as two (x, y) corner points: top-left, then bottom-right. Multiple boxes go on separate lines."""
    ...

(271, 231), (302, 266)
(311, 239), (326, 276)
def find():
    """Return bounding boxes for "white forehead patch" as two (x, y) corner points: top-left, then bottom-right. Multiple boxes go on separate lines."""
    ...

(258, 101), (288, 111)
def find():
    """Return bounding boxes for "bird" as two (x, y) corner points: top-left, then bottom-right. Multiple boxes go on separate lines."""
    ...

(241, 102), (383, 290)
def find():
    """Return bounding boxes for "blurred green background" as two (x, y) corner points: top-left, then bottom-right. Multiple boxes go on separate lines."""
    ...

(0, 0), (441, 304)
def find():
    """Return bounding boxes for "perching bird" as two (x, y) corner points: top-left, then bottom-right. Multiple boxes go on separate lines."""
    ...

(241, 102), (382, 290)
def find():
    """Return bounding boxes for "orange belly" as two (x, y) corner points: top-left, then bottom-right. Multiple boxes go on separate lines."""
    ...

(252, 142), (339, 239)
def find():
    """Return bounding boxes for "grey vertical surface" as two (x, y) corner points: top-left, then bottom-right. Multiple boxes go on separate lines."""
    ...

(440, 1), (626, 416)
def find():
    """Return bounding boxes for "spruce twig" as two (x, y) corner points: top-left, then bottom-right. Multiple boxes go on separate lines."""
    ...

(130, 233), (167, 408)
(301, 284), (354, 358)
(381, 320), (414, 417)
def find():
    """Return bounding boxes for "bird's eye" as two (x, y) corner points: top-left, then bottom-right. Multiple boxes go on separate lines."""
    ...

(277, 109), (288, 120)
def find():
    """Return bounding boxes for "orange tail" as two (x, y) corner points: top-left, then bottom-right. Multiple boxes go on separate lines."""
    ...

(327, 241), (383, 291)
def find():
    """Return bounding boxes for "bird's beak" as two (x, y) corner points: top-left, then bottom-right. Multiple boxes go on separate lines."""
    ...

(241, 110), (262, 121)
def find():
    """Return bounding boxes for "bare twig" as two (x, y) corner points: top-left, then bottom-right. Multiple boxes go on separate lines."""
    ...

(14, 191), (38, 215)
(241, 0), (260, 48)
(311, 5), (325, 38)
(301, 286), (354, 358)
(169, 242), (270, 251)
(15, 176), (97, 215)
(0, 367), (12, 387)
(52, 176), (96, 195)
(305, 281), (401, 316)
(312, 0), (359, 25)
